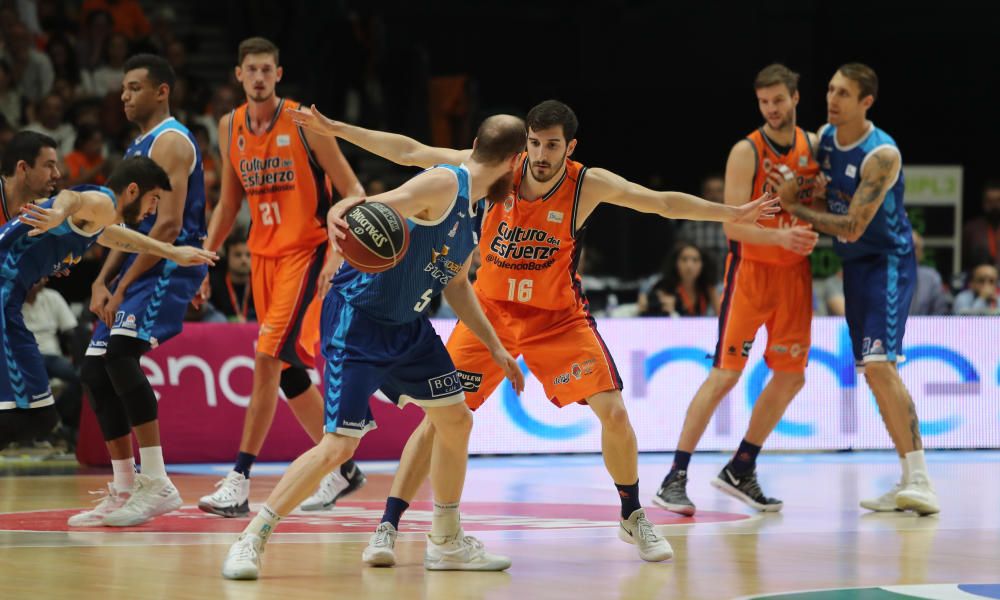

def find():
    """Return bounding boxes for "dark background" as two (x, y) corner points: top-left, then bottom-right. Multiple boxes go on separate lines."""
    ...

(217, 0), (999, 277)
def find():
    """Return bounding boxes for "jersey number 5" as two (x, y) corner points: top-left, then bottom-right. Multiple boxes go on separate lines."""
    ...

(414, 289), (433, 312)
(507, 278), (533, 303)
(259, 202), (282, 226)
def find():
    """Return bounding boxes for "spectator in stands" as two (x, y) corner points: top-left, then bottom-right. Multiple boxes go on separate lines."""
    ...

(146, 6), (178, 54)
(46, 34), (84, 99)
(83, 31), (129, 96)
(210, 234), (256, 323)
(63, 123), (108, 186)
(0, 58), (23, 126)
(814, 268), (846, 317)
(36, 0), (78, 39)
(963, 180), (1000, 271)
(77, 9), (112, 70)
(190, 123), (219, 206)
(2, 21), (54, 102)
(0, 116), (14, 154)
(642, 242), (717, 317)
(193, 84), (239, 151)
(22, 278), (82, 448)
(675, 174), (728, 279)
(910, 231), (952, 316)
(81, 0), (150, 41)
(24, 92), (74, 156)
(954, 263), (1000, 315)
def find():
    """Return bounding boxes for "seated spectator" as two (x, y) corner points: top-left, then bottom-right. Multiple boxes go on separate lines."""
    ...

(76, 9), (113, 71)
(954, 263), (1000, 315)
(83, 31), (129, 97)
(82, 0), (151, 41)
(24, 92), (75, 156)
(675, 174), (728, 279)
(21, 278), (82, 449)
(1, 22), (54, 102)
(814, 268), (846, 317)
(910, 231), (952, 316)
(641, 242), (717, 317)
(210, 234), (256, 322)
(0, 59), (24, 126)
(190, 122), (219, 203)
(46, 35), (85, 99)
(63, 123), (109, 186)
(963, 180), (1000, 270)
(193, 84), (239, 151)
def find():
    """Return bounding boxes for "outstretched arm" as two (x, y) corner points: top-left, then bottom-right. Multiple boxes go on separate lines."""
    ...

(574, 167), (779, 231)
(97, 225), (217, 266)
(19, 189), (118, 235)
(303, 126), (365, 198)
(290, 104), (471, 169)
(781, 147), (900, 242)
(722, 141), (818, 255)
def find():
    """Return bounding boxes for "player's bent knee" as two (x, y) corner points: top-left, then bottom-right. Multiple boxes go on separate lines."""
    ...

(80, 356), (131, 440)
(279, 367), (313, 399)
(105, 337), (157, 427)
(425, 402), (473, 433)
(863, 361), (896, 385)
(772, 370), (806, 390)
(708, 368), (742, 392)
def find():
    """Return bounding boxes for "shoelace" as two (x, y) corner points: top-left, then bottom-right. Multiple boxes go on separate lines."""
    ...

(372, 526), (394, 547)
(213, 477), (241, 501)
(84, 486), (117, 508)
(636, 516), (660, 543)
(233, 538), (260, 562)
(742, 475), (766, 500)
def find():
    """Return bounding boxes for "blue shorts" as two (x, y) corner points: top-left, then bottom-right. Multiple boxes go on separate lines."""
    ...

(843, 251), (917, 365)
(0, 284), (52, 410)
(321, 291), (465, 438)
(86, 257), (207, 355)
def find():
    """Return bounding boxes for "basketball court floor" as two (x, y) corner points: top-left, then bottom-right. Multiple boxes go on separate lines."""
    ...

(1, 451), (999, 600)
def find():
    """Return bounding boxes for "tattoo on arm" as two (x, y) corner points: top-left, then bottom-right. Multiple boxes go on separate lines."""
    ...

(790, 151), (896, 240)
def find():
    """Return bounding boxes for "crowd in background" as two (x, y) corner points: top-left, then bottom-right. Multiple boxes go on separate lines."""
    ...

(1, 1), (998, 452)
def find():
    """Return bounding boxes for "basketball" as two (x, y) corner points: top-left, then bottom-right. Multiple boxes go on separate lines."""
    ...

(339, 201), (410, 273)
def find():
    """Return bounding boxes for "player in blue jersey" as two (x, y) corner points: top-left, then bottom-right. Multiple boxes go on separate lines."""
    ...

(0, 157), (217, 448)
(67, 54), (211, 528)
(221, 114), (527, 580)
(778, 63), (939, 515)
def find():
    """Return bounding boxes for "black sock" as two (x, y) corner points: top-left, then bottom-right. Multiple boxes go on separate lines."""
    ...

(340, 459), (358, 479)
(670, 450), (692, 477)
(381, 496), (410, 529)
(615, 481), (642, 519)
(234, 452), (256, 478)
(730, 439), (762, 475)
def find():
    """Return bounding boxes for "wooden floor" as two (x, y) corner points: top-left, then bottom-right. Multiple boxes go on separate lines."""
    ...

(1, 451), (999, 600)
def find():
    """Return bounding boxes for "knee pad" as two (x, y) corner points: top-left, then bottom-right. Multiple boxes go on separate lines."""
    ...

(280, 367), (313, 399)
(80, 356), (130, 441)
(105, 337), (158, 427)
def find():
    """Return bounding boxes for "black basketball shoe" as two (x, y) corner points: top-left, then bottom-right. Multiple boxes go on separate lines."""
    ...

(653, 469), (696, 516)
(710, 464), (783, 512)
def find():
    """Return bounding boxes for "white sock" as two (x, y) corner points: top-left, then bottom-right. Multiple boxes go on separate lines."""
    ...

(245, 504), (282, 546)
(899, 456), (910, 484)
(138, 446), (167, 479)
(111, 458), (136, 493)
(430, 502), (460, 542)
(904, 450), (929, 480)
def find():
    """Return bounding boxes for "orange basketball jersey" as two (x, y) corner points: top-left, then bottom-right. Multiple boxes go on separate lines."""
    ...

(227, 99), (331, 257)
(735, 127), (820, 266)
(475, 154), (588, 312)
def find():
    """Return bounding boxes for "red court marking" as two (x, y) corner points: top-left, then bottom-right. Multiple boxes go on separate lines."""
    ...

(0, 501), (747, 534)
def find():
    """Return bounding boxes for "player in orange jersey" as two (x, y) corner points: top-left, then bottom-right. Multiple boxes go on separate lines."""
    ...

(197, 37), (367, 518)
(653, 64), (821, 516)
(1, 131), (61, 227)
(292, 99), (778, 563)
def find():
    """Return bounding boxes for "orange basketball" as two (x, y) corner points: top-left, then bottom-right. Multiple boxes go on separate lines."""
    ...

(339, 202), (410, 273)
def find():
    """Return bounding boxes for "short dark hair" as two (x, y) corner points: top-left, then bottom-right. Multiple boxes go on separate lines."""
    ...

(238, 37), (279, 66)
(526, 100), (578, 141)
(73, 124), (102, 150)
(224, 229), (248, 253)
(837, 63), (878, 101)
(754, 63), (799, 95)
(1, 131), (58, 176)
(123, 53), (176, 90)
(106, 155), (172, 198)
(470, 115), (527, 165)
(983, 179), (1000, 193)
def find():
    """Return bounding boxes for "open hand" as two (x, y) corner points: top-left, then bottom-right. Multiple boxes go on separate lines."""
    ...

(288, 104), (341, 138)
(326, 197), (366, 253)
(779, 226), (819, 256)
(171, 246), (219, 267)
(491, 346), (524, 395)
(732, 192), (780, 226)
(20, 203), (68, 237)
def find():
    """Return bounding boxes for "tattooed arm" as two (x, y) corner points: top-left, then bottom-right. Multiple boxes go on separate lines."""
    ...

(779, 148), (900, 242)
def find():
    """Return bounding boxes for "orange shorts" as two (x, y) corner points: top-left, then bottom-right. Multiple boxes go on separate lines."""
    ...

(251, 244), (326, 369)
(714, 256), (812, 372)
(447, 293), (622, 410)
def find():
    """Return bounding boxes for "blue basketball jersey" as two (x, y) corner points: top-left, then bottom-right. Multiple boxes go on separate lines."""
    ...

(817, 122), (912, 260)
(0, 185), (115, 290)
(125, 117), (206, 246)
(333, 164), (482, 324)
